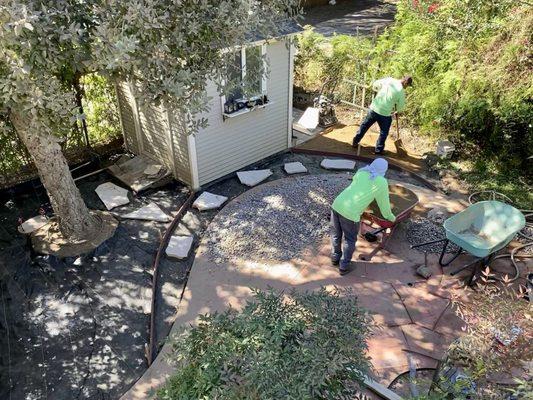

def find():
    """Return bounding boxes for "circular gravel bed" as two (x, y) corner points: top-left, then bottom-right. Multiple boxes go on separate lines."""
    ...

(204, 174), (351, 263)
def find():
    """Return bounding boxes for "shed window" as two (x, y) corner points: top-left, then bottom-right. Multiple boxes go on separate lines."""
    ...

(222, 44), (268, 115)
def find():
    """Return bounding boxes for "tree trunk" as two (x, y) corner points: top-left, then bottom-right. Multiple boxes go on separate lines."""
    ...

(10, 111), (101, 242)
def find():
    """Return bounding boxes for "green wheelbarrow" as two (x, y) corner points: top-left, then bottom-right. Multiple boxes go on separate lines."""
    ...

(412, 201), (526, 285)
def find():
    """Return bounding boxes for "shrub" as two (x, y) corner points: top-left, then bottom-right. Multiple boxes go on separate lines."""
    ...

(294, 0), (533, 178)
(158, 288), (372, 400)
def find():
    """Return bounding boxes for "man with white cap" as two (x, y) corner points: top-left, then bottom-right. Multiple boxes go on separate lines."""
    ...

(330, 158), (395, 275)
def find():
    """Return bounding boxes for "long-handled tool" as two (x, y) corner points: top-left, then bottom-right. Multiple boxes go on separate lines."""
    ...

(393, 113), (408, 156)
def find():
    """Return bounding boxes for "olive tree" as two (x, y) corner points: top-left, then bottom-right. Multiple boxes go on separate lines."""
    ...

(0, 0), (300, 242)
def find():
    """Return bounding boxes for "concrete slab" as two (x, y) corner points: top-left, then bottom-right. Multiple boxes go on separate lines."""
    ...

(394, 283), (450, 330)
(284, 162), (308, 174)
(236, 169), (273, 187)
(401, 324), (454, 361)
(122, 203), (171, 222)
(433, 303), (466, 337)
(18, 215), (49, 234)
(320, 158), (356, 170)
(367, 326), (409, 371)
(95, 182), (130, 210)
(192, 192), (228, 211)
(166, 235), (194, 260)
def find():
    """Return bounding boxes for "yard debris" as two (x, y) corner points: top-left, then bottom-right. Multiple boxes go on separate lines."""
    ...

(427, 206), (448, 225)
(143, 164), (163, 176)
(193, 191), (228, 211)
(284, 162), (308, 174)
(320, 158), (356, 170)
(121, 202), (171, 222)
(95, 182), (130, 210)
(436, 140), (455, 159)
(17, 215), (49, 234)
(237, 169), (273, 186)
(166, 235), (194, 259)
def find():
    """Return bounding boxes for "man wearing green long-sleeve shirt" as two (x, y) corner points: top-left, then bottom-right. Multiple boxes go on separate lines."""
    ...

(331, 158), (395, 275)
(352, 76), (413, 154)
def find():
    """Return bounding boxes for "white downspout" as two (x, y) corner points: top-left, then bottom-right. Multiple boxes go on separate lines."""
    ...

(287, 38), (295, 149)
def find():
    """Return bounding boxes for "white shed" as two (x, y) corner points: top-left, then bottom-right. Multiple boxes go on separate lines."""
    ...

(115, 22), (302, 189)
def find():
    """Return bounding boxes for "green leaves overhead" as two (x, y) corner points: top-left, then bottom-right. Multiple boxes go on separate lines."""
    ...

(1, 0), (301, 137)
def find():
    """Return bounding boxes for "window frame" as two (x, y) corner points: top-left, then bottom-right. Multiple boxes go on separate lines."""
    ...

(220, 43), (268, 118)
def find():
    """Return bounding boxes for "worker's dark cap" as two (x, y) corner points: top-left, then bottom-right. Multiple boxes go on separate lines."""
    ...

(403, 76), (413, 87)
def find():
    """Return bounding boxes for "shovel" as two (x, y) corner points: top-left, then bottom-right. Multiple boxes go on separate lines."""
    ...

(393, 113), (408, 156)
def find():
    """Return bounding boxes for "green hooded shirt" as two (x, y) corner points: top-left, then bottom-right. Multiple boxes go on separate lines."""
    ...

(332, 170), (395, 222)
(369, 77), (406, 117)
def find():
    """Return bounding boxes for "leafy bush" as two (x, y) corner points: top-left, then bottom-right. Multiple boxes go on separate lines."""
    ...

(295, 0), (532, 181)
(81, 73), (121, 145)
(158, 288), (372, 399)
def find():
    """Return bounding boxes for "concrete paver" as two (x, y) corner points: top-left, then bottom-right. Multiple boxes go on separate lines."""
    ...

(401, 324), (454, 361)
(393, 283), (450, 329)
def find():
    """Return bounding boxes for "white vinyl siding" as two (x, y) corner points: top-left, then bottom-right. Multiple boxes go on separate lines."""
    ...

(137, 103), (173, 171)
(115, 81), (139, 153)
(168, 112), (193, 186)
(195, 40), (290, 185)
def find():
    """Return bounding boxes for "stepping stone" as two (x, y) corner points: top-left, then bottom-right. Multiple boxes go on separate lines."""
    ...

(284, 162), (308, 174)
(320, 159), (356, 170)
(122, 202), (171, 222)
(18, 215), (49, 234)
(236, 169), (273, 186)
(95, 182), (130, 210)
(166, 235), (194, 259)
(193, 192), (228, 211)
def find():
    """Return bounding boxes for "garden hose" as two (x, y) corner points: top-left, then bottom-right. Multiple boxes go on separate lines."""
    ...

(488, 243), (533, 283)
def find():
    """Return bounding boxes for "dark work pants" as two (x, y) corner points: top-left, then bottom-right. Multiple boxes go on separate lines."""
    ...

(330, 209), (360, 269)
(352, 110), (393, 152)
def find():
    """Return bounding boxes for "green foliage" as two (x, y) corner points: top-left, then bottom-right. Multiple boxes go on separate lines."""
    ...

(81, 73), (121, 145)
(0, 74), (120, 182)
(158, 288), (372, 400)
(295, 0), (532, 180)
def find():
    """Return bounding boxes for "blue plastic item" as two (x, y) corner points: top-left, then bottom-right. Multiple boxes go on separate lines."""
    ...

(443, 201), (526, 258)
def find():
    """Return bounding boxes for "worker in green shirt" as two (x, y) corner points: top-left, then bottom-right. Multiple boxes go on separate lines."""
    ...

(352, 76), (413, 154)
(331, 158), (395, 275)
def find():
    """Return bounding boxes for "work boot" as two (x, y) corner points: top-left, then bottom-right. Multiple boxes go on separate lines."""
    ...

(339, 267), (350, 276)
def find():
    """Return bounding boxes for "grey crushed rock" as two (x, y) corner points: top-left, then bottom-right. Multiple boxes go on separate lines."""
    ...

(205, 175), (350, 263)
(406, 217), (460, 254)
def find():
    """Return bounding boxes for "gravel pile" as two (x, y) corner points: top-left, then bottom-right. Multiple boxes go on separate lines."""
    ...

(204, 175), (349, 263)
(406, 217), (460, 254)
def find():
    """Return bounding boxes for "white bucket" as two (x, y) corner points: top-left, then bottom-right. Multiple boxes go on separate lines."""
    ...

(436, 140), (455, 159)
